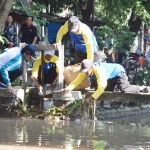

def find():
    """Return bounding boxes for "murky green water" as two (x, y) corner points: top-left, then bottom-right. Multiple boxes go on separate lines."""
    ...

(0, 114), (150, 150)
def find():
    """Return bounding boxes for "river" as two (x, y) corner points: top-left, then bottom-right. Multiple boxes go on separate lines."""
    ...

(0, 113), (150, 150)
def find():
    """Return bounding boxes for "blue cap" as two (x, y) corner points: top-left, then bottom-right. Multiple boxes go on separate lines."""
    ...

(22, 44), (37, 60)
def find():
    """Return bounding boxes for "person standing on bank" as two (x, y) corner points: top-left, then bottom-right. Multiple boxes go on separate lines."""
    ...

(31, 50), (59, 95)
(55, 16), (100, 63)
(3, 15), (17, 48)
(0, 44), (37, 93)
(18, 16), (38, 68)
(18, 16), (38, 44)
(59, 59), (148, 104)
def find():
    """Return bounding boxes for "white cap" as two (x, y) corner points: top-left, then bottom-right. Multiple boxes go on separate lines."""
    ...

(44, 50), (55, 56)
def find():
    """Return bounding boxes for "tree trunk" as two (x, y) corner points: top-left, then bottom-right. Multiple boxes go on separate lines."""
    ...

(0, 0), (13, 31)
(82, 0), (94, 20)
(129, 15), (141, 34)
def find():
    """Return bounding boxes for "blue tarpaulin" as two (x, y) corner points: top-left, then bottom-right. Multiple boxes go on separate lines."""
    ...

(48, 22), (62, 44)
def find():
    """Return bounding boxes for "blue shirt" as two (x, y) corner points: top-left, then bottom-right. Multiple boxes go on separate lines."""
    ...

(69, 23), (98, 52)
(92, 62), (125, 80)
(56, 21), (99, 61)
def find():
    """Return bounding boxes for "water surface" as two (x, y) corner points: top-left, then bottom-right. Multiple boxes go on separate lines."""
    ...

(0, 117), (150, 150)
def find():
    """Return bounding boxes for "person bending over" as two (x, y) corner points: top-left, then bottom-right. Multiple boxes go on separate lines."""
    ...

(59, 59), (148, 104)
(32, 49), (59, 95)
(55, 16), (100, 63)
(0, 44), (37, 93)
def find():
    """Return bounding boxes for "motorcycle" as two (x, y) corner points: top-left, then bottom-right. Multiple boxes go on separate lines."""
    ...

(122, 50), (144, 84)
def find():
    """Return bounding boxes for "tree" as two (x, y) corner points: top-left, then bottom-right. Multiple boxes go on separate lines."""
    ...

(33, 0), (94, 20)
(11, 0), (150, 52)
(0, 0), (14, 31)
(95, 0), (150, 32)
(30, 0), (150, 32)
(94, 0), (150, 53)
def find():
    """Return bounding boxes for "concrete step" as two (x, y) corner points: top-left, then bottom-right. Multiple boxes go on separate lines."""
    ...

(85, 91), (150, 103)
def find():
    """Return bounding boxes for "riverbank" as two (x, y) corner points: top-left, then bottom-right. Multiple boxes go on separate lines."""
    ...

(1, 86), (150, 121)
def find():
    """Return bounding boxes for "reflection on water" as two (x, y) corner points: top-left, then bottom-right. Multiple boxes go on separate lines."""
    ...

(112, 112), (150, 127)
(0, 118), (150, 150)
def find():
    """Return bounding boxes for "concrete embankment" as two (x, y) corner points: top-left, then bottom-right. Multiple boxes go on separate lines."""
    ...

(1, 87), (150, 120)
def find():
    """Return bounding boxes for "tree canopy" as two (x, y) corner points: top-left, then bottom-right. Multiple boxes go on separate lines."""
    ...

(1, 0), (150, 51)
(31, 0), (150, 29)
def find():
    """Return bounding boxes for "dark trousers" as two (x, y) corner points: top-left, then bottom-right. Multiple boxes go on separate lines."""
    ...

(38, 66), (57, 85)
(75, 50), (100, 63)
(117, 52), (127, 64)
(91, 72), (140, 93)
(0, 67), (23, 85)
(113, 72), (140, 93)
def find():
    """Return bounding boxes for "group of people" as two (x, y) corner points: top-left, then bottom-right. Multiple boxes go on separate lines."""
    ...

(56, 16), (149, 105)
(3, 15), (38, 49)
(0, 15), (149, 105)
(0, 15), (38, 93)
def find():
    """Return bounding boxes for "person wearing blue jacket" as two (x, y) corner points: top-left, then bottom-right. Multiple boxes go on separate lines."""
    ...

(0, 44), (37, 93)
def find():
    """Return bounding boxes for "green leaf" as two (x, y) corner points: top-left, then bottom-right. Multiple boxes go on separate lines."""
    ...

(0, 36), (3, 43)
(92, 140), (107, 149)
(108, 148), (116, 150)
